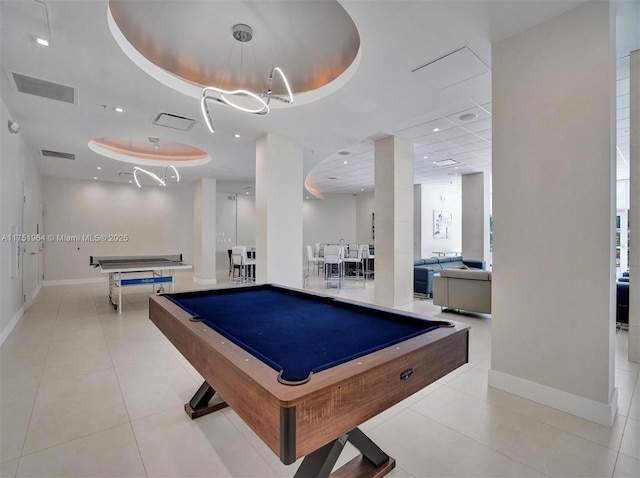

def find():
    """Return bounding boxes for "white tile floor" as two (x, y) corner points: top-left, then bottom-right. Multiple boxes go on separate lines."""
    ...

(0, 273), (638, 477)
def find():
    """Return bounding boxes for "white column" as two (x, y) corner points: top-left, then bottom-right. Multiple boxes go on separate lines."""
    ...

(629, 49), (640, 363)
(255, 133), (303, 288)
(413, 184), (422, 259)
(193, 178), (217, 284)
(374, 135), (414, 307)
(489, 1), (617, 425)
(462, 172), (491, 263)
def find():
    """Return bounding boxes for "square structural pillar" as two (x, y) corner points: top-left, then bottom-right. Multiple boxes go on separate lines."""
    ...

(256, 133), (303, 288)
(462, 172), (491, 265)
(629, 49), (640, 363)
(489, 1), (617, 425)
(374, 135), (414, 307)
(194, 178), (217, 285)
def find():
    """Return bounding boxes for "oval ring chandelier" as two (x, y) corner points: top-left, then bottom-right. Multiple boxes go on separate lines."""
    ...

(200, 24), (293, 133)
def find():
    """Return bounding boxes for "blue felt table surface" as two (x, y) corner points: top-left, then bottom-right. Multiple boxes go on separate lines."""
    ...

(165, 287), (442, 384)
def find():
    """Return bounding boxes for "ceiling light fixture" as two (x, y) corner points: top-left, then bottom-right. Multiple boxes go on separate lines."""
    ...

(133, 167), (166, 188)
(7, 119), (20, 134)
(132, 164), (180, 188)
(433, 127), (440, 132)
(343, 161), (348, 164)
(35, 37), (49, 47)
(459, 113), (478, 121)
(97, 166), (102, 170)
(114, 107), (124, 113)
(234, 134), (241, 138)
(201, 24), (293, 133)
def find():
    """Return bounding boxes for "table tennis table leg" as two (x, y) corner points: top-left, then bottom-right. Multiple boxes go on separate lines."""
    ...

(118, 271), (122, 314)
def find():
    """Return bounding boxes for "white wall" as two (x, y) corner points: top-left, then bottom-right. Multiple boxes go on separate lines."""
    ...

(42, 177), (194, 282)
(237, 194), (256, 247)
(303, 194), (357, 249)
(416, 184), (462, 258)
(214, 193), (256, 273)
(1, 99), (42, 343)
(462, 172), (491, 263)
(355, 191), (375, 245)
(490, 1), (616, 425)
(215, 192), (237, 273)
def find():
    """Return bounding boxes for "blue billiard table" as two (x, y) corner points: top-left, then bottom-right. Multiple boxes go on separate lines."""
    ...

(149, 284), (469, 478)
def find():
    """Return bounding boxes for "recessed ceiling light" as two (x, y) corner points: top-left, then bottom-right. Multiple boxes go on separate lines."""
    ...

(153, 144), (159, 150)
(128, 180), (132, 183)
(454, 166), (459, 169)
(245, 191), (249, 194)
(35, 37), (49, 47)
(423, 155), (428, 159)
(459, 113), (478, 122)
(114, 107), (124, 113)
(96, 166), (102, 170)
(433, 127), (440, 132)
(305, 196), (310, 199)
(343, 161), (348, 164)
(338, 151), (350, 156)
(93, 177), (98, 180)
(234, 134), (241, 138)
(360, 188), (364, 191)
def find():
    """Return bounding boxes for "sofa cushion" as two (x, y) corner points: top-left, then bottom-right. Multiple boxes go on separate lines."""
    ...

(414, 266), (430, 281)
(437, 257), (451, 264)
(440, 269), (491, 281)
(414, 259), (426, 266)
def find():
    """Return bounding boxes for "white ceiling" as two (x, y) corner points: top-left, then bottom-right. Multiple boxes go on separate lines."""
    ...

(1, 0), (637, 196)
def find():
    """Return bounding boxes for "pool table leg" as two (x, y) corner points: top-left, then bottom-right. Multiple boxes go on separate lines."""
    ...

(294, 427), (395, 478)
(184, 381), (228, 419)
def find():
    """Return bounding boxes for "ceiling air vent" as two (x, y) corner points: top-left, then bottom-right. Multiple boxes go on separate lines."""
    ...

(13, 73), (76, 104)
(433, 159), (459, 167)
(41, 150), (75, 160)
(152, 113), (197, 131)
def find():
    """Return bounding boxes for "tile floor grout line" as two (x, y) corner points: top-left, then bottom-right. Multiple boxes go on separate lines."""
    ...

(400, 407), (550, 477)
(610, 367), (639, 476)
(94, 292), (150, 478)
(15, 297), (61, 467)
(443, 376), (629, 455)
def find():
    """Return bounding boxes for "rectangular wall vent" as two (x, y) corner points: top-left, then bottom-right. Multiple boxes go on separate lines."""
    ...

(152, 113), (196, 131)
(13, 73), (76, 104)
(41, 150), (75, 160)
(432, 159), (459, 167)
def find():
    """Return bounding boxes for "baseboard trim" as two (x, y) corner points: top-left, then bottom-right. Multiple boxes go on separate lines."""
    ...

(43, 277), (106, 286)
(0, 306), (24, 347)
(488, 369), (617, 426)
(31, 284), (42, 301)
(193, 277), (217, 285)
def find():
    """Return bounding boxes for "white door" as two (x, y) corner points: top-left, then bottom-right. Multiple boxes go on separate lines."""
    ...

(22, 185), (39, 310)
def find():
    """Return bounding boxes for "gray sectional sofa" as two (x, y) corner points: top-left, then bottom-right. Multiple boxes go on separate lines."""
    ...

(413, 256), (485, 297)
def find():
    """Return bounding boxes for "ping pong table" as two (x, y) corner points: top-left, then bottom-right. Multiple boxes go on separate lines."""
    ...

(90, 254), (192, 313)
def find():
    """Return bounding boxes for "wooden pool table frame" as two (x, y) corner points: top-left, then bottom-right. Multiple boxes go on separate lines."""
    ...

(149, 285), (469, 478)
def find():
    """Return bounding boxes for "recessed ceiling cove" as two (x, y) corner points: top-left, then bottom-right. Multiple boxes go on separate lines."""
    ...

(89, 137), (211, 167)
(107, 0), (361, 105)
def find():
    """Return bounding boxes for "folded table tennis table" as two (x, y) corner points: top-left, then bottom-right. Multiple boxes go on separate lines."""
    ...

(90, 254), (192, 313)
